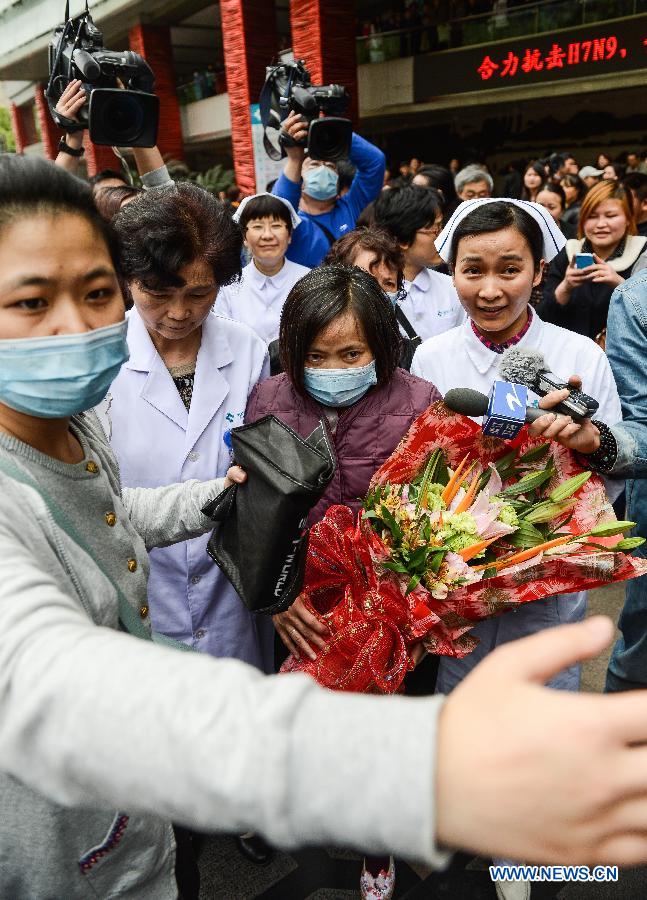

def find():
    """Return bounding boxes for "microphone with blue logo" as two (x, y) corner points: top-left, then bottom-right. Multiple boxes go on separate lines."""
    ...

(482, 381), (530, 439)
(444, 383), (549, 441)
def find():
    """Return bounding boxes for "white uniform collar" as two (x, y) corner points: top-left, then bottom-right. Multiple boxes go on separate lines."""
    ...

(405, 266), (432, 292)
(463, 310), (542, 375)
(247, 258), (288, 289)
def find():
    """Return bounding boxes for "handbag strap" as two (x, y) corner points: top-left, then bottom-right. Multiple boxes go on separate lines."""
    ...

(395, 305), (422, 347)
(0, 454), (190, 650)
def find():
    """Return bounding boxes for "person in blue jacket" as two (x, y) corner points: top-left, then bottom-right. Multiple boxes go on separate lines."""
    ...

(526, 269), (647, 692)
(272, 111), (386, 267)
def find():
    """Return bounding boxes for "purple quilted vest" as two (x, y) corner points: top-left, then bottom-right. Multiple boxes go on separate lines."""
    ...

(245, 368), (441, 524)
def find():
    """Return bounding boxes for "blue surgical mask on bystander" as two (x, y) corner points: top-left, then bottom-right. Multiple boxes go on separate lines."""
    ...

(303, 166), (339, 201)
(303, 360), (377, 407)
(0, 320), (129, 418)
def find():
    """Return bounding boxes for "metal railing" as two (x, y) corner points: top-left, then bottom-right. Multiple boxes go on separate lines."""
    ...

(356, 0), (647, 64)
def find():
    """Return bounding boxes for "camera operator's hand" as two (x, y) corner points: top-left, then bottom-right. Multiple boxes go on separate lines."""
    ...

(281, 111), (308, 183)
(54, 81), (87, 173)
(56, 79), (87, 129)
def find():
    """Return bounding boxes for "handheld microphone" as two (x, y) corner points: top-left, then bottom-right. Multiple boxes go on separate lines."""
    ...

(444, 387), (546, 424)
(498, 347), (599, 422)
(445, 385), (549, 441)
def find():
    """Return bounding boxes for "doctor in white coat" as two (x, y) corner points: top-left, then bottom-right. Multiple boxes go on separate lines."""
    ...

(412, 199), (622, 693)
(108, 183), (273, 671)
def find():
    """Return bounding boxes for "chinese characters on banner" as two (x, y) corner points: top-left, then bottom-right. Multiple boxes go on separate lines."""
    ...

(477, 34), (630, 81)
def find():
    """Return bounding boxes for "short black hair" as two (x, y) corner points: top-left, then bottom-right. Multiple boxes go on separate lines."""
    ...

(538, 181), (566, 209)
(414, 164), (458, 205)
(336, 158), (357, 193)
(114, 182), (242, 290)
(561, 173), (588, 202)
(323, 227), (404, 288)
(237, 194), (293, 234)
(623, 171), (647, 203)
(0, 154), (120, 270)
(449, 201), (544, 270)
(373, 184), (442, 245)
(89, 168), (129, 187)
(521, 161), (548, 200)
(279, 265), (401, 395)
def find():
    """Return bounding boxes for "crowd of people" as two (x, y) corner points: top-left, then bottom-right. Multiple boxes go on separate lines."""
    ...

(2, 78), (647, 900)
(356, 0), (569, 60)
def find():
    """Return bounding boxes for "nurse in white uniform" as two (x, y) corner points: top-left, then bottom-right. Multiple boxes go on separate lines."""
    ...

(108, 183), (273, 671)
(411, 198), (622, 695)
(218, 194), (310, 345)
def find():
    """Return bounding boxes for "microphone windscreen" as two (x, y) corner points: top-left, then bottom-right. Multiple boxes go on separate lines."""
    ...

(443, 387), (489, 417)
(498, 347), (547, 389)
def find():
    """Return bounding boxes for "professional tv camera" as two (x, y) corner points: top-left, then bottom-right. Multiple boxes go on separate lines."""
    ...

(260, 59), (352, 161)
(46, 1), (159, 147)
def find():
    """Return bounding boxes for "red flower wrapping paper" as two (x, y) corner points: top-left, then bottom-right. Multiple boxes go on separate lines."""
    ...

(281, 403), (647, 693)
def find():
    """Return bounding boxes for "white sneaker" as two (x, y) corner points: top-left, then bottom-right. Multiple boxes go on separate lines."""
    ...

(360, 856), (395, 900)
(496, 880), (531, 900)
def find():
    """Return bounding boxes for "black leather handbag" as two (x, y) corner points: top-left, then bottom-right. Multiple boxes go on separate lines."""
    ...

(203, 415), (336, 615)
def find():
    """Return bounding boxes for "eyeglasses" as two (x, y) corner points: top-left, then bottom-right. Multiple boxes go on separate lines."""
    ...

(417, 220), (443, 237)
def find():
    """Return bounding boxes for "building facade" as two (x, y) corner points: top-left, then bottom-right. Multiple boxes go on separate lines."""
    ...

(2, 0), (647, 186)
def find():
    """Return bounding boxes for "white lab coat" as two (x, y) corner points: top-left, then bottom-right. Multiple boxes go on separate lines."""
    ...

(217, 258), (310, 345)
(108, 308), (274, 669)
(411, 311), (623, 693)
(400, 267), (466, 341)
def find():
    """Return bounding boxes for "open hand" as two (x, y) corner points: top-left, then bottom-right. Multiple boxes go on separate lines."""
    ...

(437, 617), (647, 865)
(55, 79), (87, 125)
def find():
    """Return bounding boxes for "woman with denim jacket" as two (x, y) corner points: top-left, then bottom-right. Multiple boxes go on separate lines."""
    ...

(530, 270), (647, 693)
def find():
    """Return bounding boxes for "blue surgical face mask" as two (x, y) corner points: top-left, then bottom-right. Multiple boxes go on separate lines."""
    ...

(385, 291), (399, 307)
(0, 320), (129, 419)
(303, 165), (339, 201)
(303, 360), (377, 408)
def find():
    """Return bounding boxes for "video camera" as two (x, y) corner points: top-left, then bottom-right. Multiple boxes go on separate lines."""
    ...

(46, 1), (159, 147)
(260, 59), (352, 162)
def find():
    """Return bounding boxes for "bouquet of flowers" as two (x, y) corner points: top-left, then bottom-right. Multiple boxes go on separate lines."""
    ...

(281, 402), (647, 694)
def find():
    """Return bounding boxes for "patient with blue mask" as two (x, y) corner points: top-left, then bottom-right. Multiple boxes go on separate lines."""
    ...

(245, 262), (440, 896)
(245, 265), (441, 658)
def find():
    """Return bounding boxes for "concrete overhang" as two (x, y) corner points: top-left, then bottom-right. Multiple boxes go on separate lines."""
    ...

(0, 0), (212, 80)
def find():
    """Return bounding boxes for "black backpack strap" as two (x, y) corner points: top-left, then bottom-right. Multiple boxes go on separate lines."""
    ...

(268, 339), (283, 376)
(311, 218), (336, 246)
(395, 305), (422, 347)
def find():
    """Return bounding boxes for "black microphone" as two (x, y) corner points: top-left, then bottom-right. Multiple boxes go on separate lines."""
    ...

(444, 387), (547, 423)
(498, 347), (599, 422)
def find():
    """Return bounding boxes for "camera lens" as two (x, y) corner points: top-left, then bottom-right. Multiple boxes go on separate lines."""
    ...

(316, 126), (343, 159)
(99, 93), (144, 144)
(308, 119), (352, 162)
